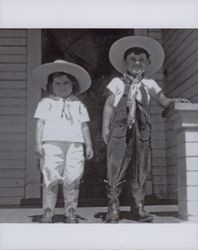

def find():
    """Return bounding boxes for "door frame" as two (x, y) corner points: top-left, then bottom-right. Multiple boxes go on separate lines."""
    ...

(25, 29), (42, 198)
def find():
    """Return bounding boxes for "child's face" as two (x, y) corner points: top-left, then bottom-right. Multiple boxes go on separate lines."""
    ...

(124, 52), (149, 77)
(52, 74), (73, 98)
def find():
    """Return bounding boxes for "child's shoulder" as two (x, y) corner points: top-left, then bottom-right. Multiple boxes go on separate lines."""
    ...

(39, 96), (54, 104)
(142, 78), (162, 96)
(142, 78), (158, 87)
(110, 77), (123, 84)
(69, 95), (82, 104)
(37, 96), (58, 109)
(142, 77), (154, 82)
(69, 96), (87, 107)
(107, 77), (124, 88)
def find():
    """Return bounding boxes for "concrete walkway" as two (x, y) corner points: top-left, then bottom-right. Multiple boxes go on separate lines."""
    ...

(0, 205), (184, 223)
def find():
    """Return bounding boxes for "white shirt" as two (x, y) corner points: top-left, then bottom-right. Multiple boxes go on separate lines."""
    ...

(34, 96), (90, 143)
(106, 77), (162, 107)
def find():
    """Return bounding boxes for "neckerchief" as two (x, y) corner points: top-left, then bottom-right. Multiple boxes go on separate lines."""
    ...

(123, 72), (144, 128)
(61, 98), (73, 124)
(52, 95), (76, 124)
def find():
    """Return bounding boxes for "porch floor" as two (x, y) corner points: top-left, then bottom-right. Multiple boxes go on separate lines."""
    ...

(0, 205), (184, 223)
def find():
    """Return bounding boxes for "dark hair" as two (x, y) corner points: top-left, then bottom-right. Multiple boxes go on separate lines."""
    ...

(46, 72), (79, 94)
(123, 47), (150, 60)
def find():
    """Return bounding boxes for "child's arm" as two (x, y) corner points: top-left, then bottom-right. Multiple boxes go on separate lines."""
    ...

(82, 122), (94, 160)
(155, 91), (190, 109)
(35, 118), (45, 158)
(102, 94), (115, 144)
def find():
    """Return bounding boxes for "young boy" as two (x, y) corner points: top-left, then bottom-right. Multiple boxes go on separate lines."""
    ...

(33, 60), (94, 223)
(102, 36), (188, 223)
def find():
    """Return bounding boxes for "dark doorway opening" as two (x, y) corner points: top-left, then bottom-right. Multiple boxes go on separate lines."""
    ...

(42, 29), (135, 206)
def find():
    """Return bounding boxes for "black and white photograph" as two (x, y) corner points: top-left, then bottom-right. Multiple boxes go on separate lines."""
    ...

(0, 1), (198, 249)
(0, 28), (197, 225)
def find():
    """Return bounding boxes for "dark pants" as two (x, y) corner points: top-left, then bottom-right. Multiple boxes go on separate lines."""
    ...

(107, 117), (151, 207)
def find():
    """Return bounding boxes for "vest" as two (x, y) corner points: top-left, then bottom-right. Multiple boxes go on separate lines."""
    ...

(109, 80), (151, 144)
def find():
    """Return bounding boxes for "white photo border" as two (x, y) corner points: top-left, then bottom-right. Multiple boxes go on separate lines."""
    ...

(0, 0), (198, 249)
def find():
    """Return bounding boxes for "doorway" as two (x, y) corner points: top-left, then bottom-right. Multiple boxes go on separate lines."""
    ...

(42, 29), (146, 206)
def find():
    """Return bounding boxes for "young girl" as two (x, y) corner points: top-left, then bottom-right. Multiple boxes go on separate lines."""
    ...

(33, 60), (94, 223)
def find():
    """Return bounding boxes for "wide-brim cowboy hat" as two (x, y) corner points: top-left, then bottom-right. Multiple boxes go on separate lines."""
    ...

(32, 60), (91, 94)
(109, 36), (165, 76)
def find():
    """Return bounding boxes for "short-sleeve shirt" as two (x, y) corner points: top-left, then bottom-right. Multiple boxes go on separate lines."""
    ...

(34, 95), (90, 143)
(106, 77), (162, 107)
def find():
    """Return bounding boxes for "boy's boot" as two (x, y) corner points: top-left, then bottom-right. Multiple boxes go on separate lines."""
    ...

(105, 197), (120, 223)
(66, 208), (78, 223)
(105, 181), (125, 223)
(130, 203), (153, 222)
(40, 208), (53, 223)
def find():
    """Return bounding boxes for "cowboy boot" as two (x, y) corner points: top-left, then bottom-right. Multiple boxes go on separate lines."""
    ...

(40, 208), (53, 223)
(66, 208), (78, 223)
(130, 203), (153, 222)
(105, 193), (120, 223)
(105, 180), (125, 223)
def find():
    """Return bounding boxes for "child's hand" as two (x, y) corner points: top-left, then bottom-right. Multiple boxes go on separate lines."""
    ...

(102, 127), (109, 144)
(35, 144), (44, 158)
(85, 145), (94, 160)
(172, 98), (190, 104)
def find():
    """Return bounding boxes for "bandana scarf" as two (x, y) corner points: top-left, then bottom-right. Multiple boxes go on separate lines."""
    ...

(123, 72), (145, 128)
(60, 98), (74, 124)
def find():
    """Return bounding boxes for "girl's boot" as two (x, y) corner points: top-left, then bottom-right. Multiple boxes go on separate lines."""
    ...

(66, 207), (78, 223)
(40, 208), (53, 223)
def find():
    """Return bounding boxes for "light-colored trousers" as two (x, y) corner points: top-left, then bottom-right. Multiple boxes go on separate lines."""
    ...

(41, 141), (84, 216)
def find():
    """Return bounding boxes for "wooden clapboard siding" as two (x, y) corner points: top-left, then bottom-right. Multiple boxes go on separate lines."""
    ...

(191, 94), (198, 102)
(0, 29), (27, 205)
(0, 115), (26, 124)
(163, 29), (198, 100)
(147, 29), (167, 199)
(0, 89), (26, 98)
(0, 169), (25, 178)
(152, 166), (166, 176)
(0, 64), (26, 72)
(0, 107), (26, 115)
(0, 72), (26, 80)
(0, 30), (26, 38)
(151, 130), (165, 140)
(0, 141), (26, 150)
(0, 197), (23, 205)
(0, 178), (25, 188)
(0, 38), (26, 46)
(0, 47), (27, 55)
(162, 29), (198, 200)
(152, 185), (167, 198)
(0, 160), (25, 169)
(0, 124), (26, 133)
(0, 55), (27, 63)
(163, 30), (193, 60)
(152, 157), (166, 167)
(0, 151), (26, 160)
(0, 80), (26, 89)
(0, 98), (26, 106)
(0, 133), (26, 141)
(0, 188), (24, 197)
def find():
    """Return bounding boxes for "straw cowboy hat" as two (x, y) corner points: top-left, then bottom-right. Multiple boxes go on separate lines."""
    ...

(109, 36), (165, 76)
(32, 60), (91, 94)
